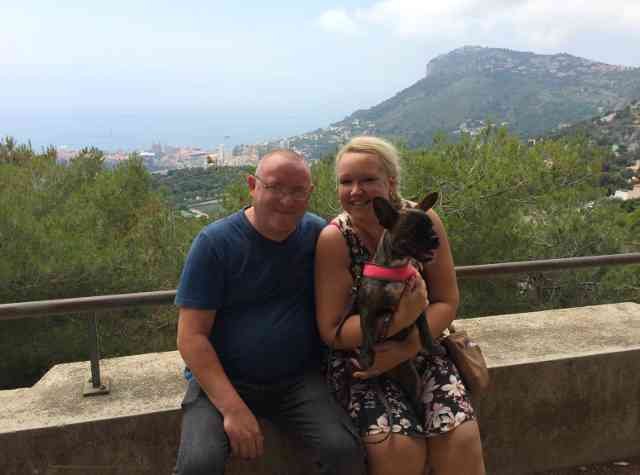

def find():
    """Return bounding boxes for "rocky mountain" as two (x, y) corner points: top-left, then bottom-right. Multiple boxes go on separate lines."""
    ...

(278, 46), (640, 159)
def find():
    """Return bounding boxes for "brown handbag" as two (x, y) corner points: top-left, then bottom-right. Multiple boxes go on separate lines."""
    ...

(442, 323), (490, 395)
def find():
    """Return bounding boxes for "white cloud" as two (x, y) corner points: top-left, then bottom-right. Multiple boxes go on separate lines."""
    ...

(318, 8), (363, 36)
(318, 0), (640, 54)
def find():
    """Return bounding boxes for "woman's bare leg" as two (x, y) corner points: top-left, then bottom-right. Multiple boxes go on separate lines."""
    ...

(363, 433), (427, 475)
(427, 421), (485, 475)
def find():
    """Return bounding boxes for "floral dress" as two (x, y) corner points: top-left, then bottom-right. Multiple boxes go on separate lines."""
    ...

(325, 211), (476, 438)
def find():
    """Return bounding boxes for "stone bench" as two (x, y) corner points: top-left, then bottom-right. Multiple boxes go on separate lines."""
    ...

(1, 302), (639, 474)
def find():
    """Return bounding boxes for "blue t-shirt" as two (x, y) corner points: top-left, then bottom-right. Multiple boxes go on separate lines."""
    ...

(175, 209), (326, 384)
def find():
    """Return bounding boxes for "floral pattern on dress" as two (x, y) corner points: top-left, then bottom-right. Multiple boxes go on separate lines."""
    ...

(325, 209), (476, 438)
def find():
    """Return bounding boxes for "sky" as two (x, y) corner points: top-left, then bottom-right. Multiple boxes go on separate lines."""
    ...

(2, 0), (640, 150)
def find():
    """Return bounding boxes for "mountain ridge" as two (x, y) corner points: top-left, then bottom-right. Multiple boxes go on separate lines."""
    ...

(273, 46), (640, 158)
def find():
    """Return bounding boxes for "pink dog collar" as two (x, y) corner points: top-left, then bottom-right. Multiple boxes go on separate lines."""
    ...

(362, 262), (416, 282)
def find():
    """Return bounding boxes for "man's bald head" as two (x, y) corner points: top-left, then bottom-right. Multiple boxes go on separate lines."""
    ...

(256, 149), (309, 177)
(246, 149), (313, 241)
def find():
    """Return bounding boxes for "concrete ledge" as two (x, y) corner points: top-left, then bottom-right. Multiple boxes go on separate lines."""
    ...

(0, 352), (314, 475)
(462, 302), (640, 474)
(1, 302), (639, 474)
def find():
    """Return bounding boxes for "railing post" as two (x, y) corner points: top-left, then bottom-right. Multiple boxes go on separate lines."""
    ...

(83, 313), (110, 396)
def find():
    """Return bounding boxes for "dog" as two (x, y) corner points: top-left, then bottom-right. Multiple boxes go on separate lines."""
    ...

(357, 192), (445, 414)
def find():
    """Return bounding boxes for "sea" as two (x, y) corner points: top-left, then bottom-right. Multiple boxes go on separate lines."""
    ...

(0, 107), (329, 152)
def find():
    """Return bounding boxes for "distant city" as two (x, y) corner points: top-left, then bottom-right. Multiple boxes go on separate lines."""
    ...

(50, 118), (371, 172)
(55, 138), (295, 174)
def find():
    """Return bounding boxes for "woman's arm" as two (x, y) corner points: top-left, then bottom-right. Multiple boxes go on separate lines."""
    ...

(315, 225), (363, 349)
(314, 225), (427, 350)
(422, 209), (460, 336)
(351, 325), (422, 379)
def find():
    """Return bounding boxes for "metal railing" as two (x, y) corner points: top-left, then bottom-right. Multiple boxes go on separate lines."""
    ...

(1, 253), (640, 395)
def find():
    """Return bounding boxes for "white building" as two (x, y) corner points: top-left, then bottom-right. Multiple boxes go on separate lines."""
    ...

(218, 144), (225, 166)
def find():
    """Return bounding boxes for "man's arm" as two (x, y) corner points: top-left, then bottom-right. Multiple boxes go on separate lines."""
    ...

(177, 307), (264, 459)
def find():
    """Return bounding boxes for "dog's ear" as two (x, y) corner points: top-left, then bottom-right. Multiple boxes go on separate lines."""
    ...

(417, 192), (438, 211)
(372, 197), (399, 229)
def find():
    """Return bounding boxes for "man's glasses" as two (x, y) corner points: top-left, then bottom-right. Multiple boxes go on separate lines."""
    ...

(254, 175), (312, 200)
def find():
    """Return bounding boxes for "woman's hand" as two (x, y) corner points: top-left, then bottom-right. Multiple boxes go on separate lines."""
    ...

(352, 326), (421, 379)
(392, 272), (429, 332)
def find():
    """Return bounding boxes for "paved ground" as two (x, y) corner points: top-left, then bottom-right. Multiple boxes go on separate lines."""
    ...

(538, 457), (640, 474)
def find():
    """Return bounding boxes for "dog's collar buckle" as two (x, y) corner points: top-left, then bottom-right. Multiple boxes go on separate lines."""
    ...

(362, 262), (415, 281)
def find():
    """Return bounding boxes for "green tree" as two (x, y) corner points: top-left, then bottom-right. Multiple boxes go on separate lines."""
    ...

(400, 129), (637, 316)
(308, 155), (341, 220)
(0, 139), (203, 388)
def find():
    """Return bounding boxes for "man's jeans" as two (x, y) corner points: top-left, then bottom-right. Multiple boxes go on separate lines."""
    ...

(174, 370), (364, 475)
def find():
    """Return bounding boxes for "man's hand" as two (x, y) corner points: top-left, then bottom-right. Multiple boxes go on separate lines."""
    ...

(222, 404), (264, 459)
(352, 327), (421, 379)
(393, 272), (429, 331)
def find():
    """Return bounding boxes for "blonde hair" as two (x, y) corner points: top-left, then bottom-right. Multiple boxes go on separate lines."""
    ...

(335, 136), (403, 208)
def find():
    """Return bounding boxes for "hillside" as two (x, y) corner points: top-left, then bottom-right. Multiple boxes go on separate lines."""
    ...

(551, 99), (640, 160)
(551, 99), (640, 192)
(151, 166), (251, 208)
(278, 46), (640, 158)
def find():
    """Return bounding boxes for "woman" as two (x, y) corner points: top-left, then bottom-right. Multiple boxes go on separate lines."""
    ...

(315, 136), (485, 475)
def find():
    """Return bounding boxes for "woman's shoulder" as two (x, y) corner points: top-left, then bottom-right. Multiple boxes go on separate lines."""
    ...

(320, 212), (361, 255)
(328, 211), (352, 230)
(316, 219), (351, 266)
(318, 212), (351, 238)
(319, 215), (348, 243)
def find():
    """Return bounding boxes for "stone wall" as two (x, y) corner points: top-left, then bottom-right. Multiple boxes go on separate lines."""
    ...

(1, 302), (639, 474)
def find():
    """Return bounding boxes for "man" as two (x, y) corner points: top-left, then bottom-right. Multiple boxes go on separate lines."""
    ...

(174, 150), (364, 475)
